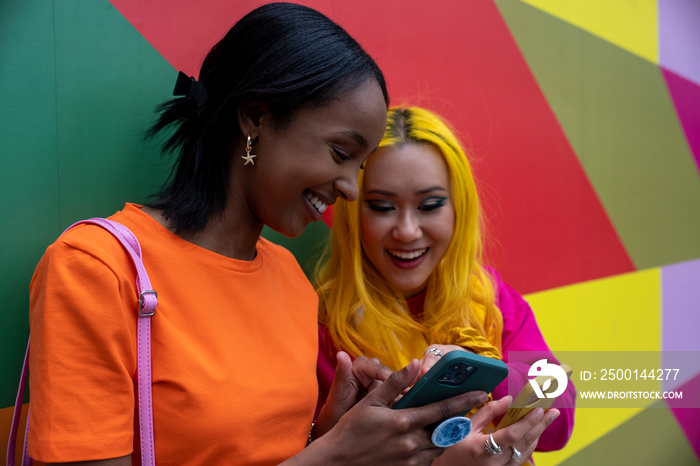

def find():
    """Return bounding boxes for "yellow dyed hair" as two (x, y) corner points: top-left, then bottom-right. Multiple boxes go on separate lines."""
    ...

(315, 107), (503, 371)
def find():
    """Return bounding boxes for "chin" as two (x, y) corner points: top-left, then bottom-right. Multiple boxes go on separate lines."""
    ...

(270, 220), (309, 239)
(390, 282), (423, 296)
(282, 229), (304, 239)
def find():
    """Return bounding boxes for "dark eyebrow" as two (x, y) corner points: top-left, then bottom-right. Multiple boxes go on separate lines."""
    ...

(339, 130), (368, 149)
(364, 186), (447, 197)
(416, 186), (448, 195)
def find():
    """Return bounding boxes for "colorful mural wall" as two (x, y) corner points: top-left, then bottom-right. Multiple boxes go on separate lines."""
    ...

(1, 0), (698, 464)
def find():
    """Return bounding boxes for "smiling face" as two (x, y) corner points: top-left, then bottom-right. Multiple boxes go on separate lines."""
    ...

(240, 80), (387, 238)
(360, 143), (455, 298)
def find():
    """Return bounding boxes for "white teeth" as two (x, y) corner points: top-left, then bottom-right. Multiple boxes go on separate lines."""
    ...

(306, 192), (327, 214)
(388, 248), (427, 260)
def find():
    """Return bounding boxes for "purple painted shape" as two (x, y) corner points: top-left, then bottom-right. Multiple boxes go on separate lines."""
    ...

(662, 259), (700, 390)
(663, 260), (700, 462)
(662, 258), (700, 351)
(663, 351), (700, 393)
(666, 373), (700, 460)
(659, 0), (700, 86)
(662, 68), (700, 174)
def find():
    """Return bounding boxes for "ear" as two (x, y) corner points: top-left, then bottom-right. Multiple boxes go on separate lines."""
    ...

(237, 100), (269, 139)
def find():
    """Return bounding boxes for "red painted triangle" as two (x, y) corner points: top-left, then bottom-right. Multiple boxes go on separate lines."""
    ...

(109, 0), (635, 293)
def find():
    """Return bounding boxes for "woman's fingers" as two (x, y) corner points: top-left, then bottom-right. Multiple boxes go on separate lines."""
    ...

(419, 344), (466, 377)
(314, 353), (364, 437)
(368, 359), (423, 407)
(493, 408), (543, 447)
(327, 352), (359, 406)
(406, 390), (489, 428)
(519, 409), (560, 447)
(491, 407), (561, 463)
(468, 396), (511, 431)
(350, 353), (392, 390)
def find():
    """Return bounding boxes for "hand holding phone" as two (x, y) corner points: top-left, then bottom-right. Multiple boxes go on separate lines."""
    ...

(392, 351), (508, 447)
(393, 351), (509, 410)
(496, 363), (572, 430)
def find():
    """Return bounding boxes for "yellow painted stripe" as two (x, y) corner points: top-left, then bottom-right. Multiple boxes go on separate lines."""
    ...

(526, 267), (661, 352)
(520, 0), (658, 63)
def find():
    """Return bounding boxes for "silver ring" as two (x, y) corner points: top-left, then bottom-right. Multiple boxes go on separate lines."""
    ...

(484, 433), (502, 455)
(511, 446), (522, 463)
(424, 348), (442, 358)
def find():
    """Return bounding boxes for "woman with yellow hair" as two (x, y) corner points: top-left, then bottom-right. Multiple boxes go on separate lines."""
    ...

(315, 106), (575, 464)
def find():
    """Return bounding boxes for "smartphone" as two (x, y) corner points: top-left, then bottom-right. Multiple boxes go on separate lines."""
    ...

(495, 364), (572, 430)
(392, 351), (509, 412)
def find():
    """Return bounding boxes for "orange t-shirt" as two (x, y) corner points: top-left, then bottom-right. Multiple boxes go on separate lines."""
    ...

(28, 203), (319, 464)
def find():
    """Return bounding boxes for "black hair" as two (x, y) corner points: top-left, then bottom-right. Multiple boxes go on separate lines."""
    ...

(146, 2), (389, 234)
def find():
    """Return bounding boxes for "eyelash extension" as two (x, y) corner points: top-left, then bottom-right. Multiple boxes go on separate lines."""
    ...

(330, 147), (351, 163)
(419, 197), (448, 211)
(365, 200), (393, 212)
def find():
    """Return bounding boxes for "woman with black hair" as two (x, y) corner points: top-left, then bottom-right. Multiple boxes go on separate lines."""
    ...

(26, 3), (487, 465)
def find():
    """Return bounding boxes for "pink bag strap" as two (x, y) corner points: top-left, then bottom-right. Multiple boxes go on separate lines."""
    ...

(7, 341), (30, 466)
(7, 218), (157, 466)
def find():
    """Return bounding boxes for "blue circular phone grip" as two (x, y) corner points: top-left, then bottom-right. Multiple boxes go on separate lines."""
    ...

(431, 416), (472, 447)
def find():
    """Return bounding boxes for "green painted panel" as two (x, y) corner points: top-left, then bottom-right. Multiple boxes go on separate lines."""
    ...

(560, 402), (697, 465)
(495, 0), (700, 269)
(0, 0), (60, 407)
(53, 0), (174, 226)
(1, 0), (175, 407)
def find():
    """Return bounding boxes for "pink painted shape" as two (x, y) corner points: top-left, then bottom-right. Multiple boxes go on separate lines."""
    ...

(666, 373), (700, 460)
(662, 68), (700, 175)
(659, 0), (700, 86)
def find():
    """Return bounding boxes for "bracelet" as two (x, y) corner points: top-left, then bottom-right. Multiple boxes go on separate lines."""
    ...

(307, 420), (317, 445)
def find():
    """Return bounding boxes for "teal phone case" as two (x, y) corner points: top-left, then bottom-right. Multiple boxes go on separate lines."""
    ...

(392, 351), (508, 411)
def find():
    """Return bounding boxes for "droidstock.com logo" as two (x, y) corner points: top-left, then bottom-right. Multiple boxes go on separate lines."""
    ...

(529, 359), (568, 399)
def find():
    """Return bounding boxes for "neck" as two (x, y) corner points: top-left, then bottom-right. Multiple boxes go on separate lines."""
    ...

(142, 205), (263, 260)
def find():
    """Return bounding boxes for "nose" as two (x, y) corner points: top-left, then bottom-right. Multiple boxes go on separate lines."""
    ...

(333, 169), (360, 202)
(392, 210), (422, 242)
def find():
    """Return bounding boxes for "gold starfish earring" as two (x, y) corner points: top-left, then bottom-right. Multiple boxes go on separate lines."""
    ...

(242, 134), (256, 165)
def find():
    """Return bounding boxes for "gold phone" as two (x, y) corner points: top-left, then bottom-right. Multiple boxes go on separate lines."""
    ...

(496, 364), (571, 430)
